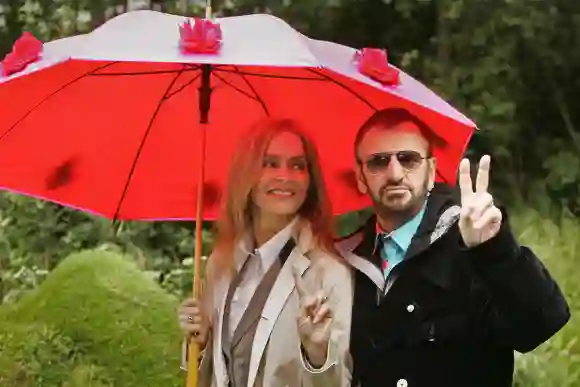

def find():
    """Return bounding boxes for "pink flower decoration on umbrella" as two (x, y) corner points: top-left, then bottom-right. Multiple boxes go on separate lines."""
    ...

(179, 17), (223, 55)
(1, 32), (43, 77)
(354, 48), (400, 86)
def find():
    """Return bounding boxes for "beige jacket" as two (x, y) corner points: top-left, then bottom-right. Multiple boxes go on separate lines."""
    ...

(183, 220), (353, 387)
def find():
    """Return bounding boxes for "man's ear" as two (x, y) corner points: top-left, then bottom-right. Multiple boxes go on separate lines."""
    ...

(428, 157), (437, 190)
(355, 165), (368, 194)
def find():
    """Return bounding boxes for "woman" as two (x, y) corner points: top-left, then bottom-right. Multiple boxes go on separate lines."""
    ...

(178, 118), (352, 387)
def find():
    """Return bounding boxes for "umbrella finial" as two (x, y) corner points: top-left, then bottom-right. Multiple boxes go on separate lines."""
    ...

(205, 0), (212, 19)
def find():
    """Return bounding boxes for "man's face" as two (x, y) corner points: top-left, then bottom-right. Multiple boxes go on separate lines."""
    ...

(355, 122), (436, 219)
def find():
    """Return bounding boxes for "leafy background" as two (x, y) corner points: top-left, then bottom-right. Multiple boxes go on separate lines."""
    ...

(0, 0), (578, 385)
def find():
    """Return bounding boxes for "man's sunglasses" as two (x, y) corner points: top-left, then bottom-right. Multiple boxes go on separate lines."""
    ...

(359, 151), (430, 174)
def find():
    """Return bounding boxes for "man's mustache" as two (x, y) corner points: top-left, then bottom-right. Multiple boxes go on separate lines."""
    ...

(380, 182), (411, 194)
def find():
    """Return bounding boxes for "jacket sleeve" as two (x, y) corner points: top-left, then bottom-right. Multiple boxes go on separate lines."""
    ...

(468, 208), (571, 353)
(299, 254), (353, 387)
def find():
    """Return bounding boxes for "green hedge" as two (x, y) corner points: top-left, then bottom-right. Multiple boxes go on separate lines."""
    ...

(0, 250), (184, 387)
(511, 209), (580, 386)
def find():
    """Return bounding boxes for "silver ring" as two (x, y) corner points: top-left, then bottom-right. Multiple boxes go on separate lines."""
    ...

(321, 296), (329, 303)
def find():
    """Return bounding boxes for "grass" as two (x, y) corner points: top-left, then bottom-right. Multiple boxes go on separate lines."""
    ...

(0, 250), (185, 387)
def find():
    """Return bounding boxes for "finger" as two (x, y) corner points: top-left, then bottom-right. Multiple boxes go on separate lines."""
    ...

(312, 262), (325, 288)
(179, 313), (203, 324)
(458, 158), (473, 201)
(469, 193), (494, 223)
(312, 303), (332, 324)
(475, 155), (491, 193)
(180, 322), (204, 335)
(179, 306), (201, 318)
(472, 207), (502, 230)
(292, 265), (308, 299)
(180, 298), (199, 308)
(301, 295), (319, 317)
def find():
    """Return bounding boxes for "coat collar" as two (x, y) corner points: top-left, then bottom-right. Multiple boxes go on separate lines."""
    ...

(337, 183), (462, 290)
(373, 200), (427, 255)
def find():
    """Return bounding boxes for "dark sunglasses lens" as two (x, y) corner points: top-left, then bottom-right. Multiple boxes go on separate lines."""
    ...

(397, 151), (423, 170)
(366, 155), (390, 172)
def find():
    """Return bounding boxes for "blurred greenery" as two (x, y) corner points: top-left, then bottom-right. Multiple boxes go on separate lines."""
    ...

(0, 0), (578, 385)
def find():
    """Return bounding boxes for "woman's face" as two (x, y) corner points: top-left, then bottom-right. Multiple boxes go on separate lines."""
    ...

(251, 131), (310, 218)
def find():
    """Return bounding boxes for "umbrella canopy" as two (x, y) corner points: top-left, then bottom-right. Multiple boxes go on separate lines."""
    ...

(0, 10), (475, 221)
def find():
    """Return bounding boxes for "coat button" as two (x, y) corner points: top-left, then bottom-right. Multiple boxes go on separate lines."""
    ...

(397, 379), (408, 387)
(406, 304), (415, 313)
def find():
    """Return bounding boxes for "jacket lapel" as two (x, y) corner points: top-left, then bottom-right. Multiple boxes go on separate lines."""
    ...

(230, 259), (281, 349)
(246, 247), (310, 387)
(213, 247), (250, 387)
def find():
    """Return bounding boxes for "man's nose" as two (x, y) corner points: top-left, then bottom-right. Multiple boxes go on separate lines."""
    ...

(386, 156), (405, 180)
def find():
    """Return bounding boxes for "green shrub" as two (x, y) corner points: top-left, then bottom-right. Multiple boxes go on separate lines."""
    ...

(2, 250), (185, 387)
(512, 209), (580, 386)
(0, 321), (114, 386)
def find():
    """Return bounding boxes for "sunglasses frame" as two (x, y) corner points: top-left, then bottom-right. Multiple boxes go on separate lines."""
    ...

(358, 151), (431, 174)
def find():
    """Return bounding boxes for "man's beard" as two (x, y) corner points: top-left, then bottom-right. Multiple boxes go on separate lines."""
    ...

(371, 177), (430, 222)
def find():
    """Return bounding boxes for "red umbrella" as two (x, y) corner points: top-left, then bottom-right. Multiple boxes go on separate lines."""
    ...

(0, 7), (476, 386)
(0, 13), (475, 222)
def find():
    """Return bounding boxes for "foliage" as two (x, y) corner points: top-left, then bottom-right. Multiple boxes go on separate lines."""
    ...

(509, 208), (580, 386)
(1, 249), (185, 387)
(0, 320), (114, 386)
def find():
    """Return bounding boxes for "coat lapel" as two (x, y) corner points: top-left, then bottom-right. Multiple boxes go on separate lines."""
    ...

(213, 246), (250, 387)
(246, 248), (310, 387)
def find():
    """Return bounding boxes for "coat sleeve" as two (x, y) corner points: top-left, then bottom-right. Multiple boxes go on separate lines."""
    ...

(299, 253), (353, 387)
(468, 208), (571, 353)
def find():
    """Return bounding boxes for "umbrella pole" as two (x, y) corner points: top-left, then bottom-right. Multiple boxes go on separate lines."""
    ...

(186, 62), (212, 387)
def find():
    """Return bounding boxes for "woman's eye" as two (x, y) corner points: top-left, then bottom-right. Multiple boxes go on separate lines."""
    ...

(263, 160), (278, 168)
(291, 162), (307, 170)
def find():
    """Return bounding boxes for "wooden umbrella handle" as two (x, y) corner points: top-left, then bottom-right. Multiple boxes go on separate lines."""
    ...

(186, 85), (209, 387)
(187, 5), (211, 384)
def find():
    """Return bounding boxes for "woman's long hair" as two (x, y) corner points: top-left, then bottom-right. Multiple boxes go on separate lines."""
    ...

(212, 117), (336, 276)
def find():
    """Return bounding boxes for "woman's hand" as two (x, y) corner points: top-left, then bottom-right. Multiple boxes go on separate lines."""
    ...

(293, 266), (333, 368)
(178, 297), (210, 349)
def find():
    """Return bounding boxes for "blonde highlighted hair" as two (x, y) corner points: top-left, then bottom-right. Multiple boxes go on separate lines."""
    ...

(212, 117), (336, 275)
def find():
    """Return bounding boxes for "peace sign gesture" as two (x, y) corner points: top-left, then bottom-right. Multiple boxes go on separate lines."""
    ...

(292, 264), (333, 368)
(458, 155), (503, 247)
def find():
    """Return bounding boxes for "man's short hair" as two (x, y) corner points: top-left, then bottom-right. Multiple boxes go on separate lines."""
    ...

(354, 108), (442, 160)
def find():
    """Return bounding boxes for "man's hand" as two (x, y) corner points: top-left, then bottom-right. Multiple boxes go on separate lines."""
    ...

(292, 265), (333, 368)
(458, 155), (503, 248)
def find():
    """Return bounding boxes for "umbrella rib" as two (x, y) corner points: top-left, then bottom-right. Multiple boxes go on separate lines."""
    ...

(305, 68), (377, 112)
(90, 66), (200, 76)
(212, 72), (263, 106)
(0, 61), (120, 145)
(231, 65), (269, 116)
(212, 68), (324, 81)
(165, 72), (202, 101)
(112, 66), (187, 221)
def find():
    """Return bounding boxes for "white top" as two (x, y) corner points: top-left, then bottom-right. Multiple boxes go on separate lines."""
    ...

(228, 217), (298, 338)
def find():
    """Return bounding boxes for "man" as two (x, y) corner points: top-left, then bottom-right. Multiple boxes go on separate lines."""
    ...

(336, 108), (570, 387)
